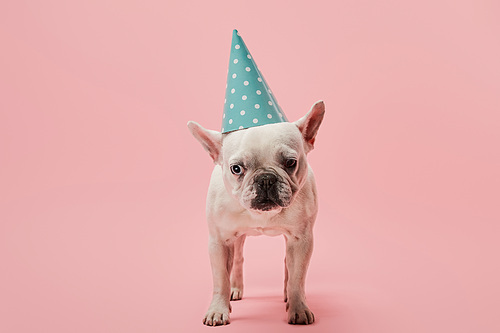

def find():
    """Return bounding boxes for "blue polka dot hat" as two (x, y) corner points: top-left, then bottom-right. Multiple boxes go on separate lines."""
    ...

(222, 29), (288, 133)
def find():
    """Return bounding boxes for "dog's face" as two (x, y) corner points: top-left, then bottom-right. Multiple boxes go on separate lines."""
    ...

(220, 123), (308, 212)
(188, 101), (325, 212)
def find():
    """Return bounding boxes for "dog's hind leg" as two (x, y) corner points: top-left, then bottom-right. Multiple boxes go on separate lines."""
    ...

(230, 235), (246, 301)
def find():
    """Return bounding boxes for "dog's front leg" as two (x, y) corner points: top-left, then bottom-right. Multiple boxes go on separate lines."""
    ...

(285, 232), (315, 325)
(203, 239), (233, 326)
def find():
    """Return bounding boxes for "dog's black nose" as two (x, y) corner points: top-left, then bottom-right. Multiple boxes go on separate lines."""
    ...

(255, 173), (278, 190)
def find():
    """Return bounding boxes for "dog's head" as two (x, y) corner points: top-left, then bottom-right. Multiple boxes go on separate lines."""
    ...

(188, 101), (325, 212)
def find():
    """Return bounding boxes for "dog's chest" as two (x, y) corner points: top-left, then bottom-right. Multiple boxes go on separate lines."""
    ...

(231, 214), (292, 238)
(218, 194), (303, 240)
(245, 227), (283, 237)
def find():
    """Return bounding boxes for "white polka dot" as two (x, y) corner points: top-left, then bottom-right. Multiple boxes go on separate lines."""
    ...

(243, 81), (249, 86)
(268, 89), (272, 94)
(240, 110), (245, 115)
(236, 31), (241, 36)
(267, 114), (272, 119)
(230, 104), (234, 109)
(231, 88), (235, 94)
(223, 113), (226, 118)
(229, 119), (233, 124)
(245, 67), (251, 72)
(257, 77), (262, 82)
(253, 118), (258, 123)
(268, 101), (273, 105)
(255, 104), (260, 109)
(278, 112), (283, 118)
(242, 95), (247, 100)
(235, 44), (240, 49)
(224, 98), (226, 104)
(247, 54), (251, 59)
(222, 127), (224, 132)
(256, 90), (262, 95)
(233, 59), (238, 64)
(232, 73), (237, 78)
(239, 126), (244, 129)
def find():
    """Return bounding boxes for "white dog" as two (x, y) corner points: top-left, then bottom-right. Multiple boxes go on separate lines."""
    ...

(187, 100), (325, 326)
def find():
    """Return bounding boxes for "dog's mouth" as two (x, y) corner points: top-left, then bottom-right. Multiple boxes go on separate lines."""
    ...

(250, 198), (281, 211)
(250, 192), (289, 211)
(247, 173), (293, 212)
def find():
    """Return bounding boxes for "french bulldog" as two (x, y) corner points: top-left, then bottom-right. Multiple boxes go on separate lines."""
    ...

(187, 100), (325, 326)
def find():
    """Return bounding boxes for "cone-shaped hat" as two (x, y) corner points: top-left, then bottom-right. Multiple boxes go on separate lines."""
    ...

(221, 30), (288, 133)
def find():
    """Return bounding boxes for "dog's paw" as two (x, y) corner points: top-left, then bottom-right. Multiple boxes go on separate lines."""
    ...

(287, 303), (315, 325)
(202, 310), (230, 326)
(230, 287), (243, 301)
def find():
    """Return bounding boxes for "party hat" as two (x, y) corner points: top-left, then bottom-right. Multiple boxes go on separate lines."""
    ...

(221, 30), (288, 133)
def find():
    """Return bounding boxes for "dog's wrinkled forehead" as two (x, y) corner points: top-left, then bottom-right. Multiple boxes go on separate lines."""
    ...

(222, 123), (303, 166)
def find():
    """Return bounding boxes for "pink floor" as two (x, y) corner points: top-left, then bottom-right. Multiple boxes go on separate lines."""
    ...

(1, 1), (499, 332)
(2, 181), (498, 332)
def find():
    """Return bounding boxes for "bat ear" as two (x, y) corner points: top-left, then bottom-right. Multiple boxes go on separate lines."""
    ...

(295, 101), (325, 153)
(187, 121), (222, 164)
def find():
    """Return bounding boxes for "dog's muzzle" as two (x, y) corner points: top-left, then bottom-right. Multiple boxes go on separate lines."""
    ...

(250, 172), (283, 211)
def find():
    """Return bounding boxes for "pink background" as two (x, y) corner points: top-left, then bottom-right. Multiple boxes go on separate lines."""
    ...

(1, 1), (499, 332)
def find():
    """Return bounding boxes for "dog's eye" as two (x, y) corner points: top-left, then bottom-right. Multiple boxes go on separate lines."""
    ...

(285, 159), (297, 168)
(230, 164), (244, 175)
